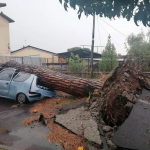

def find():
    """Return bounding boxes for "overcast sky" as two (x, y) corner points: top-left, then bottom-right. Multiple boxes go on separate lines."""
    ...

(1, 0), (149, 55)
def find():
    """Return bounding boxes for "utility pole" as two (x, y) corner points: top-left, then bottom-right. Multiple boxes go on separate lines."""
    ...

(90, 12), (95, 78)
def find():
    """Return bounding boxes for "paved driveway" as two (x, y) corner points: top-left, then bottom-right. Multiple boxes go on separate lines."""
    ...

(0, 98), (62, 150)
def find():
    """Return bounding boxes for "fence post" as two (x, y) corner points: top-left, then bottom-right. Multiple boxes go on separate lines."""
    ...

(111, 55), (113, 70)
(47, 58), (48, 68)
(88, 57), (90, 78)
(22, 57), (23, 64)
(138, 55), (139, 69)
(52, 54), (54, 68)
(82, 59), (83, 78)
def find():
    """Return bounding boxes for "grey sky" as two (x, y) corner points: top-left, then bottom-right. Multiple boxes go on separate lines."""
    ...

(1, 0), (149, 55)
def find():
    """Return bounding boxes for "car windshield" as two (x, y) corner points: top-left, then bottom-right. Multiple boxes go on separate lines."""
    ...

(0, 69), (14, 81)
(13, 72), (31, 82)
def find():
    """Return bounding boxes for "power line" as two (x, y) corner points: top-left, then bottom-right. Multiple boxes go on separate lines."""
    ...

(99, 18), (127, 38)
(97, 18), (124, 50)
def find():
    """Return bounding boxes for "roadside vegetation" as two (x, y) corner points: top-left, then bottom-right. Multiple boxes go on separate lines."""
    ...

(99, 35), (118, 72)
(126, 30), (150, 71)
(68, 52), (86, 74)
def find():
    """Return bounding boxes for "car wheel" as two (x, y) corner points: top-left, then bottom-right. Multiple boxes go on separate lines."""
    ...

(17, 93), (28, 104)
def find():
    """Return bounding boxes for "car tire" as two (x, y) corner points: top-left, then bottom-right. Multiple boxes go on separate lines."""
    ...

(17, 93), (28, 104)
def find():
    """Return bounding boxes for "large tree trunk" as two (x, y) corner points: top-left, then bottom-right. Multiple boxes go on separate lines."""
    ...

(1, 61), (102, 97)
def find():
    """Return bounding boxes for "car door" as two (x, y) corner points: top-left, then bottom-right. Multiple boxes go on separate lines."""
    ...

(0, 69), (15, 96)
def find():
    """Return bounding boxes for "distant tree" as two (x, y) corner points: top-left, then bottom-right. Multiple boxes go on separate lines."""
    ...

(69, 52), (85, 73)
(146, 29), (150, 42)
(67, 47), (90, 52)
(67, 47), (81, 52)
(126, 30), (150, 71)
(99, 35), (118, 72)
(83, 48), (90, 51)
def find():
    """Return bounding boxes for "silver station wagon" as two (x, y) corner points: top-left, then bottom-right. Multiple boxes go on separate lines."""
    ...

(0, 68), (57, 104)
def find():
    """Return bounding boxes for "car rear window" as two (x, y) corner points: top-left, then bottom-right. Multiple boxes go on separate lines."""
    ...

(13, 72), (31, 82)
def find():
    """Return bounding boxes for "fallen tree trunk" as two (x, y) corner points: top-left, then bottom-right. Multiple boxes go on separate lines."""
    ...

(1, 61), (102, 97)
(89, 59), (150, 126)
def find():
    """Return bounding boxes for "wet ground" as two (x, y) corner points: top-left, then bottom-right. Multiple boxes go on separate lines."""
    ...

(112, 89), (150, 150)
(0, 98), (63, 150)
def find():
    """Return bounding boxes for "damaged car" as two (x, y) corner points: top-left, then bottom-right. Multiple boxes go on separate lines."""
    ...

(0, 68), (57, 104)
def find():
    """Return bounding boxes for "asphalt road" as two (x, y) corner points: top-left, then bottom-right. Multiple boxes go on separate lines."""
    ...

(112, 89), (150, 150)
(0, 98), (63, 150)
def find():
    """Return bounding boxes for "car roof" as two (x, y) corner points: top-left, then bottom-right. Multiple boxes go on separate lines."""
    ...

(19, 72), (32, 75)
(3, 68), (16, 71)
(1, 68), (36, 77)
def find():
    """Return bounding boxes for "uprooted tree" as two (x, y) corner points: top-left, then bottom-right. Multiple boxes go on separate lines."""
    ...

(2, 59), (150, 127)
(1, 61), (102, 97)
(88, 58), (150, 127)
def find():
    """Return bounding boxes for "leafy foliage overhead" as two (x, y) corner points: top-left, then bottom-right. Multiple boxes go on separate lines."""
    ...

(59, 0), (150, 27)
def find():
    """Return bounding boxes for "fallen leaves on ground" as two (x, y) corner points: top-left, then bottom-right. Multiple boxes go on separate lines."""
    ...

(47, 119), (89, 150)
(22, 91), (88, 150)
(22, 116), (39, 126)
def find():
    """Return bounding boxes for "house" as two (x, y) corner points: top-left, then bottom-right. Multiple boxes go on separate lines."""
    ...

(58, 49), (101, 59)
(0, 12), (14, 56)
(58, 49), (126, 69)
(11, 45), (59, 66)
(58, 49), (101, 66)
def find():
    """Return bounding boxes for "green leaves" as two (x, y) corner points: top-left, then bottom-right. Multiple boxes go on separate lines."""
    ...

(69, 52), (85, 73)
(78, 7), (83, 19)
(64, 2), (68, 11)
(59, 0), (150, 26)
(127, 31), (150, 71)
(70, 0), (76, 9)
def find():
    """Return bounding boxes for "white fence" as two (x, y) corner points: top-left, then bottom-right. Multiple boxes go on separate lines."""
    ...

(0, 56), (47, 67)
(11, 56), (43, 66)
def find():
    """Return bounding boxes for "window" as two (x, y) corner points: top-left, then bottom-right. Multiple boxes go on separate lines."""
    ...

(13, 72), (31, 82)
(0, 70), (14, 81)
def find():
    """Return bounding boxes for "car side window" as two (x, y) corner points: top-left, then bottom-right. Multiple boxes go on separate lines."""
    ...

(0, 70), (14, 81)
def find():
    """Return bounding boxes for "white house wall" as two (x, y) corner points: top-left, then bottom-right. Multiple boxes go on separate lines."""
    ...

(0, 15), (10, 56)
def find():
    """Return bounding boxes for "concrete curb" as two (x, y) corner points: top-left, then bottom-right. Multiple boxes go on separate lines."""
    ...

(0, 144), (19, 150)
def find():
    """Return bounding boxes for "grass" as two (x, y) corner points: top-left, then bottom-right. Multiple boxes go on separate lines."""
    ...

(51, 102), (56, 106)
(86, 78), (100, 81)
(91, 78), (99, 81)
(87, 139), (92, 146)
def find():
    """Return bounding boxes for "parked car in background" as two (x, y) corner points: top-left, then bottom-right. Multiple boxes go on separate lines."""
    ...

(0, 68), (57, 104)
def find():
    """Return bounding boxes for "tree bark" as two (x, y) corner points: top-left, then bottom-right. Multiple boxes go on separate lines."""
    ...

(1, 61), (102, 97)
